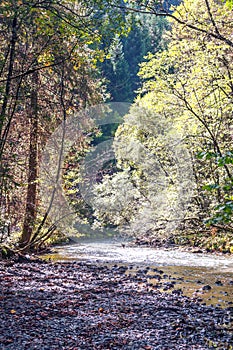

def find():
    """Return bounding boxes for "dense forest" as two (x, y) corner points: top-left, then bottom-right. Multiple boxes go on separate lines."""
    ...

(0, 0), (232, 256)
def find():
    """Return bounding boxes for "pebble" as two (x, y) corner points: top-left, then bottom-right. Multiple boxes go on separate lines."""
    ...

(0, 261), (232, 350)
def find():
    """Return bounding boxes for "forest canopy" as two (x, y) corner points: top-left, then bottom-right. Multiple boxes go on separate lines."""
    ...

(0, 0), (232, 255)
(91, 0), (233, 252)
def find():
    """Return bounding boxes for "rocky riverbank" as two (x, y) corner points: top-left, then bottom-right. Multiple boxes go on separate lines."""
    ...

(0, 260), (232, 349)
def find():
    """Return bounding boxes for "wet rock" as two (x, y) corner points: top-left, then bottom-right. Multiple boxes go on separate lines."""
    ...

(202, 285), (212, 291)
(117, 266), (128, 274)
(152, 274), (161, 281)
(152, 268), (159, 272)
(215, 280), (223, 286)
(226, 306), (233, 312)
(172, 289), (183, 295)
(163, 282), (175, 289)
(195, 297), (203, 302)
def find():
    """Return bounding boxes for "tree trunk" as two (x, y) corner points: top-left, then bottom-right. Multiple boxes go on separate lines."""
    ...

(0, 15), (17, 141)
(20, 70), (39, 250)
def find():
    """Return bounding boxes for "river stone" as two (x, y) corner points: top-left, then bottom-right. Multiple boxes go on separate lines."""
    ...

(202, 285), (212, 291)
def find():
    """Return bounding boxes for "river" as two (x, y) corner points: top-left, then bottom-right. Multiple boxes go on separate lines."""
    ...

(42, 237), (233, 308)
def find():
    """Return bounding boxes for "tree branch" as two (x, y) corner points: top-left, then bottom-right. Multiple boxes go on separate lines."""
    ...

(110, 3), (233, 48)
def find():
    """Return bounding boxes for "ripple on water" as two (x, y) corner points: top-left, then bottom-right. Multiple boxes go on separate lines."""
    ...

(41, 239), (233, 308)
(48, 240), (233, 271)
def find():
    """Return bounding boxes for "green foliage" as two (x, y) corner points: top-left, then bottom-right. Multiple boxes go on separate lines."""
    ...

(174, 231), (233, 253)
(92, 0), (233, 251)
(209, 201), (233, 224)
(222, 0), (233, 9)
(138, 0), (233, 225)
(0, 0), (130, 250)
(197, 151), (233, 167)
(92, 101), (194, 238)
(1, 0), (233, 252)
(101, 13), (168, 102)
(62, 139), (95, 227)
(197, 152), (233, 224)
(92, 123), (119, 145)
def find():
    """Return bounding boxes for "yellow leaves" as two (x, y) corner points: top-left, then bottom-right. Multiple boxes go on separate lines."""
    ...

(98, 55), (104, 63)
(66, 107), (74, 115)
(10, 309), (16, 314)
(71, 47), (105, 72)
(38, 52), (53, 67)
(138, 0), (232, 130)
(85, 40), (94, 45)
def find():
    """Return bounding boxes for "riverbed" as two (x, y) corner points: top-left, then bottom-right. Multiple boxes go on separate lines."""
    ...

(42, 237), (233, 309)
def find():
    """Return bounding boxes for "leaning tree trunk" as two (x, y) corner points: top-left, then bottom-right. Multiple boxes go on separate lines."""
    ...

(20, 70), (39, 250)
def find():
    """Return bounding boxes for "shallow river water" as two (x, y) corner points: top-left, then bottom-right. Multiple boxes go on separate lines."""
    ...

(42, 237), (233, 308)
